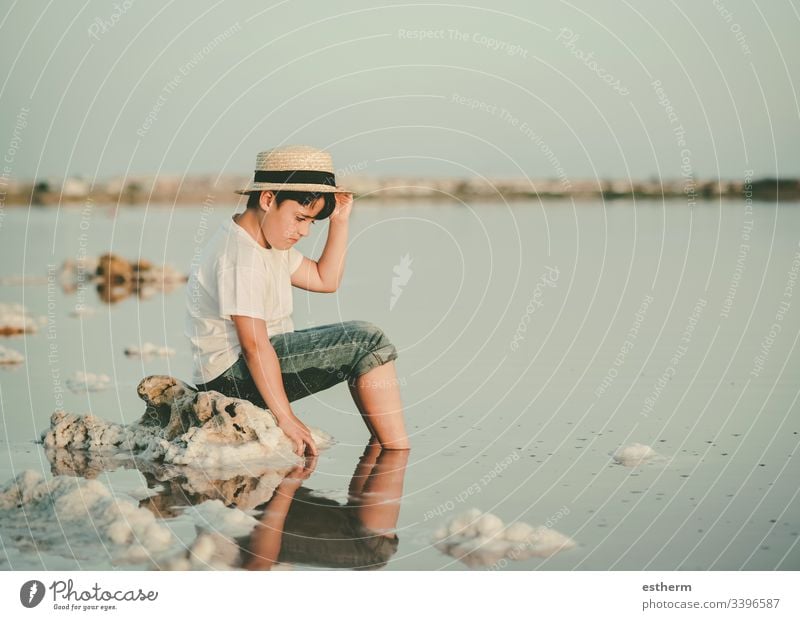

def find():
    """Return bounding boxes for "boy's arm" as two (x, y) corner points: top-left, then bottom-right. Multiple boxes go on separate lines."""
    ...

(291, 193), (352, 292)
(231, 314), (318, 456)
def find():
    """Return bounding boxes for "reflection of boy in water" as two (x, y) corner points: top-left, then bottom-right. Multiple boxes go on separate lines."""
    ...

(240, 443), (408, 570)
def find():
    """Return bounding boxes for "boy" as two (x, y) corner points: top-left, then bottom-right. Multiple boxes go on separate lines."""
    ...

(185, 145), (409, 456)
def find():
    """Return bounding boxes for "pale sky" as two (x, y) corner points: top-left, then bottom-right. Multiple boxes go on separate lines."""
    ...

(1, 0), (798, 183)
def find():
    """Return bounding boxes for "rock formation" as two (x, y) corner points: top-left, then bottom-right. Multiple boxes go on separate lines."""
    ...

(42, 375), (331, 469)
(433, 508), (576, 567)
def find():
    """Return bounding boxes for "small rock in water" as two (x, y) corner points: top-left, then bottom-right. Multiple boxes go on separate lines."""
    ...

(66, 371), (112, 393)
(612, 443), (658, 467)
(0, 345), (24, 365)
(433, 509), (575, 567)
(0, 303), (46, 336)
(124, 342), (175, 357)
(0, 470), (174, 567)
(69, 305), (96, 318)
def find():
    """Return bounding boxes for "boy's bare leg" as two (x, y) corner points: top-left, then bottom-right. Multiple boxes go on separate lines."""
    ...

(348, 361), (410, 449)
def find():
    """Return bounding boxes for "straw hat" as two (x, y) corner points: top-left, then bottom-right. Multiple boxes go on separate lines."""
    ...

(235, 145), (346, 195)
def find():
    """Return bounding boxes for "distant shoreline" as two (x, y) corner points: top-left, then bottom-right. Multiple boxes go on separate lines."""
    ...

(1, 176), (798, 205)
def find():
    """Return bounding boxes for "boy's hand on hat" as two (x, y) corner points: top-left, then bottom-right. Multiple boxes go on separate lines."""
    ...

(330, 192), (353, 224)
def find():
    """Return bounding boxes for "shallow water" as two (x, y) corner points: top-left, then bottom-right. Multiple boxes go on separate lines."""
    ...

(1, 198), (798, 570)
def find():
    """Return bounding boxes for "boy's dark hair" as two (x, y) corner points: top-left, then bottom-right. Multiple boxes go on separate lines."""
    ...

(247, 190), (336, 220)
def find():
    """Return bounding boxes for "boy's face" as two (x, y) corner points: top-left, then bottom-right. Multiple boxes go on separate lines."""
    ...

(260, 192), (326, 250)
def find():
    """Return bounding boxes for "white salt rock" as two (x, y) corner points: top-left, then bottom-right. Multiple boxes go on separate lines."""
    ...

(0, 471), (175, 568)
(124, 342), (175, 357)
(66, 371), (111, 392)
(527, 526), (577, 555)
(0, 345), (24, 365)
(434, 510), (577, 566)
(121, 544), (151, 564)
(181, 500), (260, 538)
(613, 443), (658, 467)
(448, 515), (475, 538)
(448, 507), (483, 537)
(476, 513), (504, 538)
(105, 520), (133, 545)
(187, 533), (217, 564)
(69, 305), (96, 317)
(464, 507), (482, 520)
(504, 521), (535, 542)
(0, 303), (43, 334)
(42, 379), (332, 477)
(450, 540), (481, 559)
(433, 527), (448, 541)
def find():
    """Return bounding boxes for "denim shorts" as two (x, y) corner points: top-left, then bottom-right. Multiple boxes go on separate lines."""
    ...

(196, 320), (398, 407)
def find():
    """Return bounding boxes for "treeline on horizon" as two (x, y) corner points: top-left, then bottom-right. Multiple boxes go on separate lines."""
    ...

(2, 175), (798, 205)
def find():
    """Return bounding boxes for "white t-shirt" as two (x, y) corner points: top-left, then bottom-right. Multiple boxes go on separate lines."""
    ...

(185, 216), (304, 384)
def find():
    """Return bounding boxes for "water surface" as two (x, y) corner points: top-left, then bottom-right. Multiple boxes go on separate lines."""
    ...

(1, 198), (798, 570)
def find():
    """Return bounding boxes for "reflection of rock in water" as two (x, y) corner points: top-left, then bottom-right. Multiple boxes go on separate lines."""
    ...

(40, 375), (331, 470)
(612, 443), (659, 467)
(34, 444), (295, 570)
(44, 446), (291, 517)
(33, 437), (400, 570)
(433, 509), (576, 568)
(45, 447), (125, 479)
(140, 467), (290, 518)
